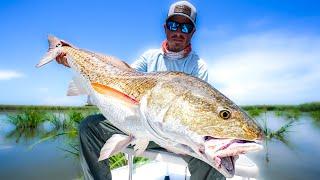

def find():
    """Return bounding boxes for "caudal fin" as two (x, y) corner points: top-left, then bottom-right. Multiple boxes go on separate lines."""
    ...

(36, 35), (63, 68)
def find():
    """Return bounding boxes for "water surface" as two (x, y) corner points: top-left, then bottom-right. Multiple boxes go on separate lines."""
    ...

(1, 111), (320, 180)
(0, 113), (82, 180)
(248, 112), (320, 180)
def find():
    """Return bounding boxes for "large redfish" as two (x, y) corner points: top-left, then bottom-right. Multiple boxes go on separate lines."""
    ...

(36, 35), (263, 177)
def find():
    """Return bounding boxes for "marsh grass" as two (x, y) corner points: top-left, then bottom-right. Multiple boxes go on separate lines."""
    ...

(310, 111), (320, 128)
(274, 110), (284, 117)
(133, 156), (149, 165)
(47, 110), (98, 131)
(257, 112), (297, 163)
(242, 102), (320, 112)
(0, 104), (98, 111)
(67, 111), (85, 124)
(6, 103), (317, 168)
(47, 113), (63, 130)
(4, 108), (151, 170)
(267, 120), (296, 145)
(298, 102), (320, 112)
(8, 109), (48, 129)
(311, 111), (320, 121)
(246, 108), (266, 117)
(258, 113), (297, 164)
(258, 112), (296, 144)
(283, 109), (301, 120)
(109, 153), (128, 170)
(109, 153), (149, 170)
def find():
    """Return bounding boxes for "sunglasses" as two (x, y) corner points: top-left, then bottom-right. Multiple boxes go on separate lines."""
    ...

(166, 20), (194, 34)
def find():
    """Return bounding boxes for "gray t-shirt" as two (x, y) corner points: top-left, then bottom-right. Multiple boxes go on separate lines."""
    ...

(131, 49), (208, 82)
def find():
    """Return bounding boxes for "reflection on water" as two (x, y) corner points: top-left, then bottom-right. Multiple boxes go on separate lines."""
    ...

(248, 112), (320, 180)
(1, 111), (320, 179)
(0, 112), (82, 180)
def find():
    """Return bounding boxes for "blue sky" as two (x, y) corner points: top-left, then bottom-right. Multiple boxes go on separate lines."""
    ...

(0, 0), (319, 105)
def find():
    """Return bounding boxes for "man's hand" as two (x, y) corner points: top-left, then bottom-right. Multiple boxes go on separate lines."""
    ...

(56, 52), (70, 67)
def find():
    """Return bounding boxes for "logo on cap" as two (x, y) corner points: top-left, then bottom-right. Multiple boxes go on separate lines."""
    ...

(174, 5), (191, 16)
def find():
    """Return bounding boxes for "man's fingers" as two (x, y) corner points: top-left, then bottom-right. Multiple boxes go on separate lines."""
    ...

(55, 52), (70, 67)
(56, 53), (66, 61)
(56, 58), (62, 64)
(63, 61), (70, 67)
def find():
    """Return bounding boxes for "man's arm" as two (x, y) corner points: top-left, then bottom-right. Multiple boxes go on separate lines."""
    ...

(193, 59), (209, 82)
(131, 53), (148, 72)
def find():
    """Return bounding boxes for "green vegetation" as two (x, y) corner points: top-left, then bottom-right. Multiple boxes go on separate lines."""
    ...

(108, 152), (149, 170)
(298, 102), (320, 112)
(267, 120), (296, 145)
(109, 153), (128, 170)
(0, 104), (98, 111)
(5, 109), (147, 169)
(310, 111), (320, 128)
(311, 111), (320, 121)
(8, 109), (47, 129)
(246, 108), (266, 117)
(3, 102), (319, 169)
(283, 109), (301, 119)
(242, 102), (320, 112)
(274, 110), (284, 117)
(257, 114), (296, 150)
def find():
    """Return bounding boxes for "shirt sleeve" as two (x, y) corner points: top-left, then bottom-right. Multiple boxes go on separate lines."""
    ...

(193, 59), (209, 82)
(130, 52), (148, 72)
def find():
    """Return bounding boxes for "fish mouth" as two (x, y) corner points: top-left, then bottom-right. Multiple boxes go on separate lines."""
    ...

(202, 136), (263, 177)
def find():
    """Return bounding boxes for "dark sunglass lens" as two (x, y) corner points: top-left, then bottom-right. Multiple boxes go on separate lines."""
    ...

(181, 23), (194, 33)
(167, 21), (178, 31)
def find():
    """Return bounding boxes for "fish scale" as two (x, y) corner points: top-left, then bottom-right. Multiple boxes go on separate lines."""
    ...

(62, 46), (158, 100)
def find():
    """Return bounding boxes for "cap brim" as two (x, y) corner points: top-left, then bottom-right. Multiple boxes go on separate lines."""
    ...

(166, 13), (196, 28)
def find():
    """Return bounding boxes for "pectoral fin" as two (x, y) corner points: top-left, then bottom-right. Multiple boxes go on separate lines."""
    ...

(98, 134), (133, 161)
(91, 82), (139, 105)
(67, 77), (87, 96)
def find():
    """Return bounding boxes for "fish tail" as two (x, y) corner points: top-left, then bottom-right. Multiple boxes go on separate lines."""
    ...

(36, 35), (70, 68)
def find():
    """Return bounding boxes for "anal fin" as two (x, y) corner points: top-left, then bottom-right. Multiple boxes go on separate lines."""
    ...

(131, 139), (149, 156)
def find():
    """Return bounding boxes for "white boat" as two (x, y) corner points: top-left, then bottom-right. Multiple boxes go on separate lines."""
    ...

(112, 148), (259, 180)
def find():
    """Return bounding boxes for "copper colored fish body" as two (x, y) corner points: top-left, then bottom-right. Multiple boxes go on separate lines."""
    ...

(37, 35), (264, 178)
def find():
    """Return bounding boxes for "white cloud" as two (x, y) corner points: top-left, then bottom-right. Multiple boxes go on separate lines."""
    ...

(200, 25), (231, 37)
(0, 70), (24, 80)
(202, 31), (320, 105)
(247, 17), (271, 28)
(37, 87), (50, 93)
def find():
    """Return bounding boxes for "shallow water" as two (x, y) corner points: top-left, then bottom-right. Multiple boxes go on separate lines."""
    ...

(0, 113), (82, 180)
(248, 112), (320, 180)
(0, 111), (320, 180)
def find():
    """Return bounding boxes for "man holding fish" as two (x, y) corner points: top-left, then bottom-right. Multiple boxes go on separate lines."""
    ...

(51, 1), (262, 180)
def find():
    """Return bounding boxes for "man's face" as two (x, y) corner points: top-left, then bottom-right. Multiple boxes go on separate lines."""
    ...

(164, 15), (195, 52)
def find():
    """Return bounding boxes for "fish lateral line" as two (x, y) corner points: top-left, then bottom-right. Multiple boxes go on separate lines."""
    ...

(91, 82), (139, 105)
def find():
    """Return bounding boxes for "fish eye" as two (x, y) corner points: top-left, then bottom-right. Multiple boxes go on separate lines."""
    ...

(219, 109), (231, 120)
(56, 43), (62, 47)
